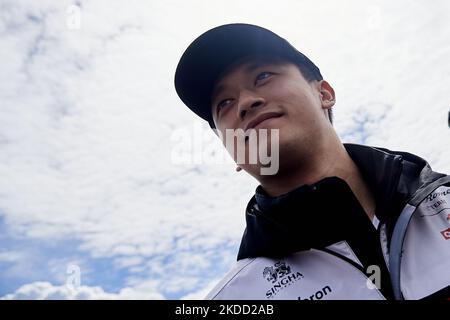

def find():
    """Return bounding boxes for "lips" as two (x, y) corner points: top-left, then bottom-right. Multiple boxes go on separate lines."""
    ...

(244, 112), (283, 131)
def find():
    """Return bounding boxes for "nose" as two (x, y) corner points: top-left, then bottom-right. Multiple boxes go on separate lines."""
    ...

(236, 90), (265, 120)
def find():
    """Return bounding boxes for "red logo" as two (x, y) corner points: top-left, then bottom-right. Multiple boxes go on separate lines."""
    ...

(447, 213), (450, 221)
(441, 228), (450, 240)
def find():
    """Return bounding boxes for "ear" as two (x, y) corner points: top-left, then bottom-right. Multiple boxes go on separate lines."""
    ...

(318, 80), (336, 110)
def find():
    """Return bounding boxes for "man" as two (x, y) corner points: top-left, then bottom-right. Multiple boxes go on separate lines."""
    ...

(174, 23), (450, 300)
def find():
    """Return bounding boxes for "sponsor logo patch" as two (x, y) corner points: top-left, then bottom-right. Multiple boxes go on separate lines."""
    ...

(298, 285), (333, 300)
(440, 227), (450, 240)
(263, 261), (304, 299)
(424, 189), (450, 203)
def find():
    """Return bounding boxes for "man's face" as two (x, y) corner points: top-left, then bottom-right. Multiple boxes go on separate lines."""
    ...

(210, 58), (334, 177)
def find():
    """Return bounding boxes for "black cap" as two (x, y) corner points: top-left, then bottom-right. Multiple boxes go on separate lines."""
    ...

(174, 23), (323, 128)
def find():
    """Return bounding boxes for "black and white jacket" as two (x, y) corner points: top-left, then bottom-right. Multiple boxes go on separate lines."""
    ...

(206, 144), (450, 300)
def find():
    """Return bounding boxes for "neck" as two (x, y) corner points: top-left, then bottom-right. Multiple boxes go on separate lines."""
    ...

(259, 141), (376, 221)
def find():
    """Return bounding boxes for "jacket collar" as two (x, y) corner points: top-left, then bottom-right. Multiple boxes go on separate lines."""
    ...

(237, 143), (434, 260)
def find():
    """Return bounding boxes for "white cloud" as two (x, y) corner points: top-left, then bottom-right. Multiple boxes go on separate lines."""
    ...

(180, 278), (222, 300)
(1, 0), (450, 300)
(1, 281), (164, 300)
(0, 250), (25, 263)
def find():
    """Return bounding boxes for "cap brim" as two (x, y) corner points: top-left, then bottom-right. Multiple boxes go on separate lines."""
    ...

(174, 23), (321, 127)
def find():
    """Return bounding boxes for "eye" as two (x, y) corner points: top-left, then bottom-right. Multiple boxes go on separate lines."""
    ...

(255, 71), (273, 84)
(216, 98), (233, 113)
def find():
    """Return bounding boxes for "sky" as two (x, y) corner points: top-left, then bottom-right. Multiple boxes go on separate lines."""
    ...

(0, 0), (449, 299)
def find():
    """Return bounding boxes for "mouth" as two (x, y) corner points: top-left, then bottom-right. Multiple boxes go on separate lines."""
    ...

(244, 112), (283, 132)
(243, 112), (283, 142)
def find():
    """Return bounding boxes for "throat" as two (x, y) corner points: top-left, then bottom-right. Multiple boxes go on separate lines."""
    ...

(344, 169), (377, 222)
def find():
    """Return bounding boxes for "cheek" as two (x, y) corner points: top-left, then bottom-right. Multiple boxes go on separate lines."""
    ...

(216, 127), (245, 159)
(275, 87), (319, 119)
(215, 109), (238, 131)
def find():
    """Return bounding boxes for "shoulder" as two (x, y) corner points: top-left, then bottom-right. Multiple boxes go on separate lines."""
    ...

(205, 257), (257, 300)
(205, 249), (386, 300)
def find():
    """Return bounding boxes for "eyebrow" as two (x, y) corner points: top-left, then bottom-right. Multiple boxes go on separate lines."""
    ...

(211, 61), (274, 104)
